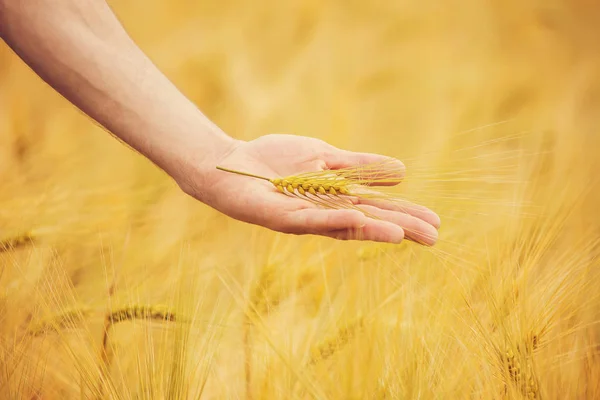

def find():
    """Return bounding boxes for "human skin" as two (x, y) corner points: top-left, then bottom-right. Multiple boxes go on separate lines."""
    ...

(0, 0), (440, 244)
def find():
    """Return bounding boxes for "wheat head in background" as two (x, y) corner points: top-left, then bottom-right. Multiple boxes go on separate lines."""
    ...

(1, 0), (600, 399)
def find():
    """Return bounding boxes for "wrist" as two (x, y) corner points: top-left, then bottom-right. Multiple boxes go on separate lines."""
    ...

(172, 129), (243, 203)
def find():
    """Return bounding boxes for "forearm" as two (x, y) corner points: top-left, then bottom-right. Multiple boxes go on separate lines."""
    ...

(0, 0), (237, 194)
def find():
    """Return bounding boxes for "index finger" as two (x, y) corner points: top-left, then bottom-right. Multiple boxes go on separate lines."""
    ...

(326, 151), (406, 187)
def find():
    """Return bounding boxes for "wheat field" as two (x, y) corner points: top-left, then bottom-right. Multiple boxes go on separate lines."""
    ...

(1, 1), (600, 399)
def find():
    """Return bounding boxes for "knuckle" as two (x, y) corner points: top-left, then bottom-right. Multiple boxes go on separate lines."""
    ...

(316, 149), (331, 162)
(332, 229), (351, 241)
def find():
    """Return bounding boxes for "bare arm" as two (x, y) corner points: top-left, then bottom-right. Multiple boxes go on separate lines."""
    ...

(0, 0), (236, 193)
(0, 0), (440, 244)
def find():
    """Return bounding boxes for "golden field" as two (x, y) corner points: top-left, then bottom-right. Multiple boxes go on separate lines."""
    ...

(1, 0), (600, 398)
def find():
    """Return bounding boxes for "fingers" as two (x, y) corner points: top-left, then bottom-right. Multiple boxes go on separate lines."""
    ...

(357, 205), (439, 246)
(275, 197), (439, 245)
(322, 220), (405, 244)
(325, 150), (391, 169)
(279, 208), (366, 234)
(324, 150), (405, 186)
(357, 196), (441, 229)
(278, 208), (405, 244)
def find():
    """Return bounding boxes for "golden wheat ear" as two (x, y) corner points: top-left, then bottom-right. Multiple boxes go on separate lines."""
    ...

(217, 160), (404, 188)
(215, 163), (405, 215)
(216, 165), (356, 210)
(215, 163), (412, 221)
(309, 316), (365, 365)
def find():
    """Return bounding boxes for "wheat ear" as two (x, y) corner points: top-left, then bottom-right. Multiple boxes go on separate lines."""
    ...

(502, 334), (540, 399)
(26, 304), (179, 337)
(308, 316), (365, 365)
(217, 161), (403, 195)
(216, 162), (404, 217)
(0, 232), (34, 253)
(247, 264), (281, 318)
(99, 304), (181, 395)
(244, 263), (285, 400)
(107, 304), (178, 324)
(26, 306), (92, 337)
(216, 166), (352, 196)
(244, 261), (321, 398)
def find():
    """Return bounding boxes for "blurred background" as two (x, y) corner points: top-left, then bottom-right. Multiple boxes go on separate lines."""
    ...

(1, 1), (599, 399)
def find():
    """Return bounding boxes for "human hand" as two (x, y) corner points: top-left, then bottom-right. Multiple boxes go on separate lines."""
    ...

(180, 134), (440, 245)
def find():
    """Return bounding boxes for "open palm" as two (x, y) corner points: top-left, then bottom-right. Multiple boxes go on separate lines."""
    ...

(191, 134), (440, 245)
